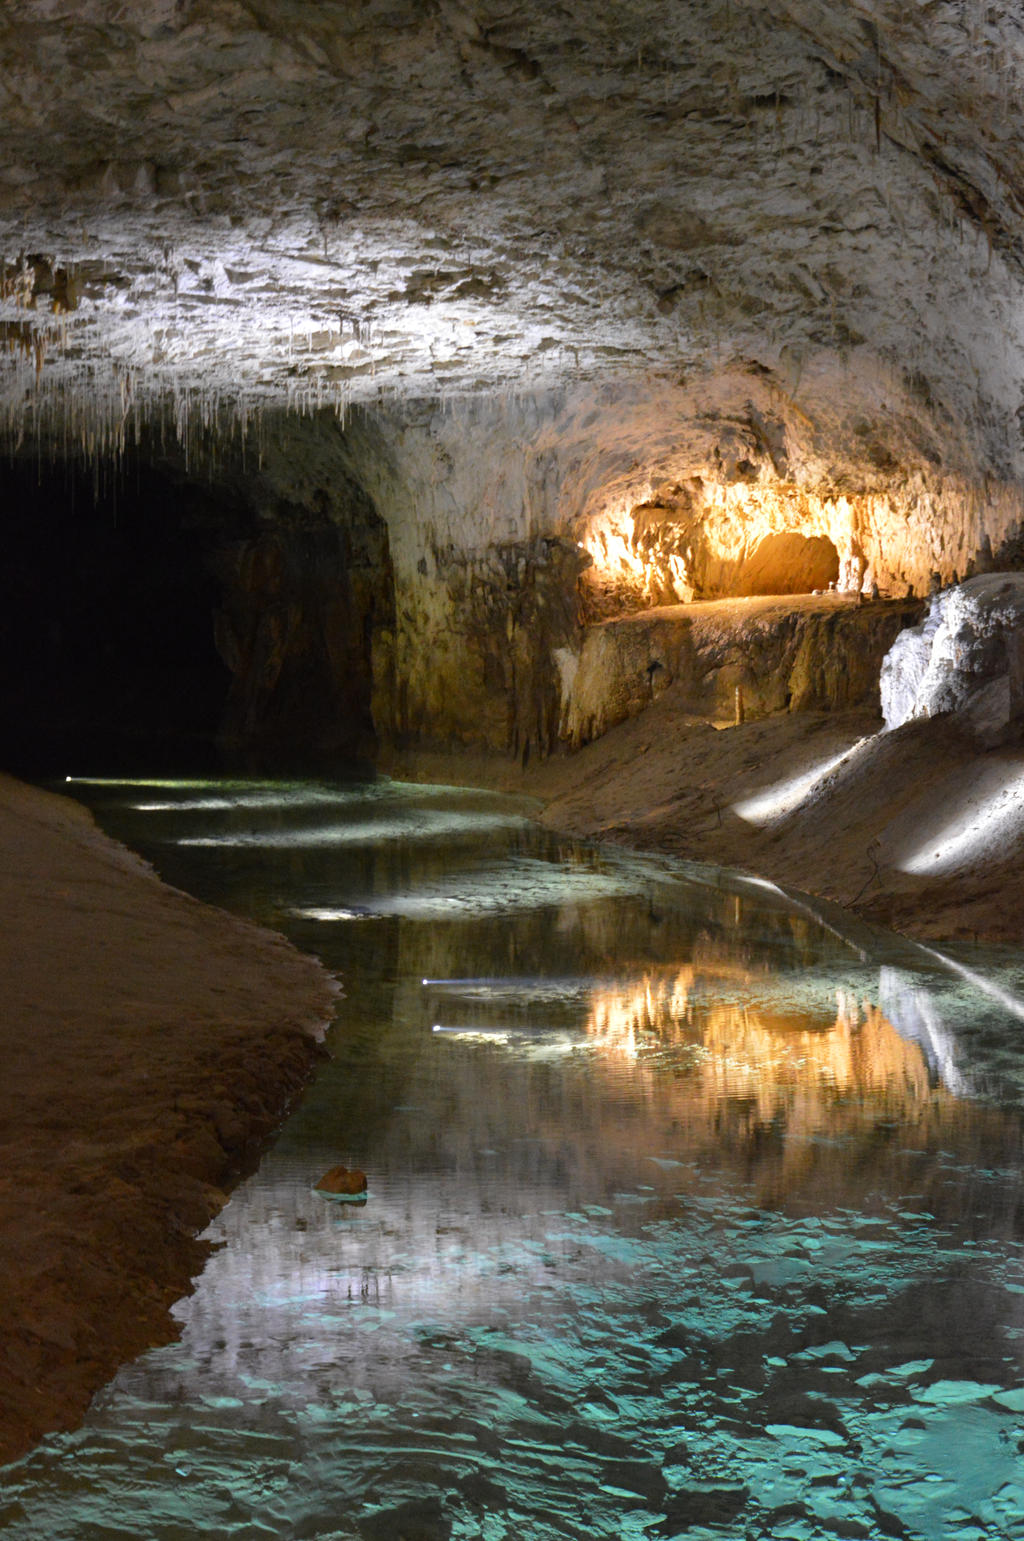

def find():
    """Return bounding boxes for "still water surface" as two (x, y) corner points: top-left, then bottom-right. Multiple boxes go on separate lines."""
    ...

(5, 777), (1024, 1540)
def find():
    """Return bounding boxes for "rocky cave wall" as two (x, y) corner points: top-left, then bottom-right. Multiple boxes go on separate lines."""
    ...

(9, 375), (1024, 769)
(2, 0), (1024, 763)
(340, 380), (1024, 754)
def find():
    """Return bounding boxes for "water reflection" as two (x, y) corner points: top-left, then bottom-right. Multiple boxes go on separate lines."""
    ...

(5, 778), (1024, 1541)
(420, 963), (1020, 1225)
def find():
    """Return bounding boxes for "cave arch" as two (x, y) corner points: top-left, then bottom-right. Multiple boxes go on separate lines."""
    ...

(725, 532), (840, 597)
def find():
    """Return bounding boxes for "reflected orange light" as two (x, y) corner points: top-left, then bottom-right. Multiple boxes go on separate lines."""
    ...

(583, 968), (941, 1112)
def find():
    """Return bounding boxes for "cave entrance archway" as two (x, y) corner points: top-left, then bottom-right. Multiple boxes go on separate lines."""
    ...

(724, 531), (840, 597)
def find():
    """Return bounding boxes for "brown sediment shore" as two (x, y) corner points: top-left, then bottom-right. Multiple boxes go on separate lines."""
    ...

(387, 690), (1024, 948)
(0, 774), (338, 1467)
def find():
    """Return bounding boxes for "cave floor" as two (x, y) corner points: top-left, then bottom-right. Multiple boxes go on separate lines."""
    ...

(388, 691), (1024, 948)
(0, 776), (337, 1465)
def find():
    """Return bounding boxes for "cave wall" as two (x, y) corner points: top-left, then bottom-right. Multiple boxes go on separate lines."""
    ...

(7, 373), (1024, 769)
(340, 395), (584, 756)
(2, 0), (1024, 772)
(562, 597), (923, 747)
(202, 418), (394, 760)
(341, 379), (1024, 756)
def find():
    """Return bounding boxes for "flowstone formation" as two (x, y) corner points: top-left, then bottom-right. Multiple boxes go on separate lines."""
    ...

(881, 573), (1024, 746)
(2, 0), (1024, 757)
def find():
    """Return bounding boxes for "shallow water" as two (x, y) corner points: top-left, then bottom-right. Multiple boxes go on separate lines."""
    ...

(5, 777), (1024, 1540)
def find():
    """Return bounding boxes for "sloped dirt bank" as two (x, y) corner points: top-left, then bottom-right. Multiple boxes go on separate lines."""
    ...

(387, 689), (1024, 947)
(0, 775), (337, 1466)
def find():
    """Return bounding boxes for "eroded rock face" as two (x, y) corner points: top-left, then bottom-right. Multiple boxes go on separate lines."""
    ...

(212, 522), (389, 757)
(880, 573), (1024, 744)
(192, 422), (396, 758)
(382, 534), (587, 757)
(562, 595), (921, 747)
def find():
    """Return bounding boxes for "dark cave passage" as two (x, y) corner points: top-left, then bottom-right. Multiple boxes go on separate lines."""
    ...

(0, 441), (394, 778)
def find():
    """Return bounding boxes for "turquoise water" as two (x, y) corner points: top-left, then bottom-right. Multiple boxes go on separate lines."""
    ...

(3, 777), (1024, 1540)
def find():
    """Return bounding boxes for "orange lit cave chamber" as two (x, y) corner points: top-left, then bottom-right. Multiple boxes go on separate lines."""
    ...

(575, 475), (885, 619)
(561, 475), (917, 746)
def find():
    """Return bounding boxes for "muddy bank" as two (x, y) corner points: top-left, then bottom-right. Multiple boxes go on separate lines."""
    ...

(387, 688), (1024, 947)
(0, 775), (337, 1466)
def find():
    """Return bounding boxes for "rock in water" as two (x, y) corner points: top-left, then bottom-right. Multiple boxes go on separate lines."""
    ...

(880, 573), (1024, 745)
(315, 1164), (368, 1197)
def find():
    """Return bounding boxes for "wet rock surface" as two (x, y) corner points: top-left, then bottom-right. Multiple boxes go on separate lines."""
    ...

(562, 593), (920, 746)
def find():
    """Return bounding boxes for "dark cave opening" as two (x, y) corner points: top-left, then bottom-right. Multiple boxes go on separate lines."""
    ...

(0, 455), (230, 775)
(0, 442), (394, 778)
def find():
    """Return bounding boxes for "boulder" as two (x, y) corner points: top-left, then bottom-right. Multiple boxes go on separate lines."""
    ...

(879, 573), (1024, 745)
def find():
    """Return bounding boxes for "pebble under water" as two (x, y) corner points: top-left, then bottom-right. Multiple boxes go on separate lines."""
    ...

(4, 777), (1024, 1541)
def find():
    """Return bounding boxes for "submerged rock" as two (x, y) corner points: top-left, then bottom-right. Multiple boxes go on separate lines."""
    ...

(314, 1164), (368, 1198)
(880, 573), (1024, 745)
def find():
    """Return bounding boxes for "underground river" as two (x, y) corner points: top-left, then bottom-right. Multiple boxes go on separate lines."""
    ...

(4, 775), (1024, 1540)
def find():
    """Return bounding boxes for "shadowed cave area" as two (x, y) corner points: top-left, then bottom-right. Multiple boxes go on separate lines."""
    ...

(0, 413), (919, 777)
(0, 436), (393, 775)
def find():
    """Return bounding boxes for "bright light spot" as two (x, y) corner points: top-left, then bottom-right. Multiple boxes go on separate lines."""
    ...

(431, 1024), (511, 1041)
(127, 791), (362, 811)
(65, 776), (235, 788)
(293, 859), (639, 920)
(898, 765), (1024, 874)
(131, 798), (239, 812)
(732, 742), (867, 825)
(430, 1024), (581, 1058)
(293, 907), (369, 922)
(734, 875), (786, 896)
(177, 810), (527, 848)
(422, 976), (591, 999)
(914, 944), (1024, 1024)
(877, 967), (967, 1094)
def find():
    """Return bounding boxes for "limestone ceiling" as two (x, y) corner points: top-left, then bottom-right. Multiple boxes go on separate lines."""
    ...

(2, 0), (1024, 483)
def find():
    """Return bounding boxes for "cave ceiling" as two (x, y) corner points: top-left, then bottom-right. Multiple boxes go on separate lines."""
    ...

(2, 0), (1024, 498)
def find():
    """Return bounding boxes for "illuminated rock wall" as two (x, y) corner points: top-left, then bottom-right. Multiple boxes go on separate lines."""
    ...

(341, 386), (990, 753)
(2, 0), (1024, 768)
(4, 390), (1021, 763)
(880, 572), (1024, 746)
(562, 596), (922, 746)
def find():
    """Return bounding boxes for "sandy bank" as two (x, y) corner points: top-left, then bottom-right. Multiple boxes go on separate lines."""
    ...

(0, 775), (338, 1466)
(388, 689), (1024, 947)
